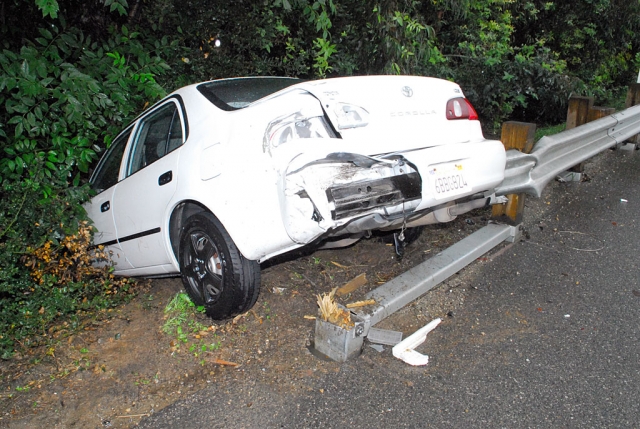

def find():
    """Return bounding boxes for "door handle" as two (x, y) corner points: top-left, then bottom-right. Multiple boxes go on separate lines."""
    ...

(101, 201), (110, 212)
(158, 171), (173, 186)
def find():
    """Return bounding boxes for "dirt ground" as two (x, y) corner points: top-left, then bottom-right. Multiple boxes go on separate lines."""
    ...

(0, 203), (528, 428)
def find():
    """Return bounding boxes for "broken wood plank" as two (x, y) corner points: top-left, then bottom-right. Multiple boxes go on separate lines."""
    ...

(335, 273), (367, 297)
(346, 299), (376, 309)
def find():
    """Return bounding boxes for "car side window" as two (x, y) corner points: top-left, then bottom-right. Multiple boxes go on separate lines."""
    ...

(127, 101), (184, 176)
(90, 128), (132, 193)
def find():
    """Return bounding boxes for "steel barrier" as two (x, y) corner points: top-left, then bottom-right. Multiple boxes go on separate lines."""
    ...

(496, 103), (640, 197)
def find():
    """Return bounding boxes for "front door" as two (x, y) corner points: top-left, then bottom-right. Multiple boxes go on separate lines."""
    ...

(86, 127), (134, 271)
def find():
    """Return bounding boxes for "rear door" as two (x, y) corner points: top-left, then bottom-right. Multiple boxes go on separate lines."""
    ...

(111, 98), (187, 271)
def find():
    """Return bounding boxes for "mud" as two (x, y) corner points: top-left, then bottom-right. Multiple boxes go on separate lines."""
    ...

(0, 206), (522, 429)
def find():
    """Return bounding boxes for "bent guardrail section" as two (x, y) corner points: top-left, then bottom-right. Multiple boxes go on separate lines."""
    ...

(496, 103), (640, 197)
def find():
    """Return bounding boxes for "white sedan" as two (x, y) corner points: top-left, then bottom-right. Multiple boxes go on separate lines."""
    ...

(85, 76), (506, 319)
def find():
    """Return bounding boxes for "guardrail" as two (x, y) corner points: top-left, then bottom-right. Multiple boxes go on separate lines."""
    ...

(496, 103), (640, 198)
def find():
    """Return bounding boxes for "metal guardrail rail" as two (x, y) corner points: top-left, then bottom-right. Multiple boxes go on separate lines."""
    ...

(496, 103), (640, 197)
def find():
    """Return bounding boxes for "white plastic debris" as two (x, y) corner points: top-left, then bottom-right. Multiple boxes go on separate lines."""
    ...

(564, 314), (570, 318)
(367, 327), (403, 346)
(392, 318), (442, 366)
(621, 199), (628, 203)
(369, 344), (385, 353)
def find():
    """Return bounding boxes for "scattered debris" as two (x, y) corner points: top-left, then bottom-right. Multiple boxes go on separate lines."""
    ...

(392, 318), (442, 366)
(271, 287), (286, 295)
(335, 273), (367, 297)
(212, 358), (240, 367)
(303, 315), (317, 320)
(300, 273), (318, 288)
(316, 288), (353, 329)
(116, 413), (150, 419)
(367, 328), (403, 346)
(331, 261), (350, 269)
(369, 344), (385, 353)
(345, 299), (376, 309)
(557, 230), (605, 252)
(621, 198), (628, 203)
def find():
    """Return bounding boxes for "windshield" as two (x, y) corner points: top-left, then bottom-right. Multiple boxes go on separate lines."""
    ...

(197, 77), (302, 111)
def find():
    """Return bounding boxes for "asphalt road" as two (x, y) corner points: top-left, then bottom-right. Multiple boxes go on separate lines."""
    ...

(137, 148), (640, 429)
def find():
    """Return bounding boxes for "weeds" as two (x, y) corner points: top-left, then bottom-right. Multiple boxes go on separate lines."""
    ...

(162, 292), (221, 359)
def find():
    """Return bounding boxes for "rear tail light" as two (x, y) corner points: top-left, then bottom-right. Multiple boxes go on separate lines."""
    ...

(446, 97), (479, 120)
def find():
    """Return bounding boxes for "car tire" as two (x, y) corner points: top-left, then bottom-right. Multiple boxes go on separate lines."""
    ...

(179, 212), (260, 320)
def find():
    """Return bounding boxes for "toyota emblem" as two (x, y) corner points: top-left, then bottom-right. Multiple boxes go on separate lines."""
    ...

(401, 86), (413, 97)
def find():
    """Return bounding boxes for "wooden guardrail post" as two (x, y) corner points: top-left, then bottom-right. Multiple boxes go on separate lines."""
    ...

(587, 106), (616, 122)
(566, 96), (594, 131)
(491, 121), (536, 225)
(626, 83), (640, 107)
(565, 96), (594, 175)
(565, 96), (620, 173)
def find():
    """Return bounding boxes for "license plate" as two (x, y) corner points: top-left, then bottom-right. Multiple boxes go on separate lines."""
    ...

(428, 163), (469, 200)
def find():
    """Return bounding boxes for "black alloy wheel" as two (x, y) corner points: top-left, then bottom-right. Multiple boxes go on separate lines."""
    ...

(179, 212), (260, 319)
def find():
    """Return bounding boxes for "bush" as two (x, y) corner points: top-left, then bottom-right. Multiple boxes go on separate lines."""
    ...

(0, 23), (172, 358)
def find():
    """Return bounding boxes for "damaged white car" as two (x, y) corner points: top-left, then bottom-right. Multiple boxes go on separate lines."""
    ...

(86, 76), (506, 319)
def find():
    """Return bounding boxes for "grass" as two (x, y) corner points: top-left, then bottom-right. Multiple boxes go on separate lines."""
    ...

(162, 292), (221, 358)
(535, 123), (566, 142)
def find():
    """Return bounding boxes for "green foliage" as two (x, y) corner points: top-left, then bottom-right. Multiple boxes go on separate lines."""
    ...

(162, 292), (207, 338)
(35, 0), (60, 18)
(371, 5), (439, 75)
(163, 292), (220, 359)
(0, 6), (173, 357)
(424, 0), (572, 130)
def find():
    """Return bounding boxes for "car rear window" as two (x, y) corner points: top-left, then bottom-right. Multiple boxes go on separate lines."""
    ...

(197, 77), (302, 111)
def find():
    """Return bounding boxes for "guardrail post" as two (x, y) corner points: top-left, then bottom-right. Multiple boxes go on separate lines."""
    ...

(566, 96), (594, 131)
(565, 96), (594, 176)
(625, 84), (640, 145)
(587, 106), (616, 122)
(626, 83), (640, 107)
(491, 121), (536, 225)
